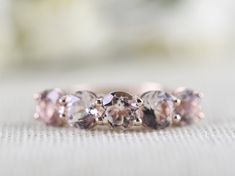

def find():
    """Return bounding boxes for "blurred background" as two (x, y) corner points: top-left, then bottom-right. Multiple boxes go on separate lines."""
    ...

(0, 0), (234, 70)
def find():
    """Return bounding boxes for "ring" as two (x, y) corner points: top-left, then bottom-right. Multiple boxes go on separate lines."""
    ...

(33, 83), (204, 130)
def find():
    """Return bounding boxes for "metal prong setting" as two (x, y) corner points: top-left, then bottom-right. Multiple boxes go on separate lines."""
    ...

(33, 93), (41, 101)
(173, 114), (181, 124)
(33, 93), (41, 119)
(95, 117), (103, 125)
(136, 97), (143, 107)
(132, 96), (143, 108)
(198, 112), (205, 119)
(133, 117), (142, 126)
(34, 113), (40, 119)
(59, 113), (66, 119)
(59, 96), (67, 105)
(96, 97), (103, 105)
(173, 97), (181, 105)
(195, 92), (204, 98)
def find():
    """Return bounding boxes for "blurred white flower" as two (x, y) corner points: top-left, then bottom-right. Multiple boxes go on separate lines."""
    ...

(0, 0), (234, 69)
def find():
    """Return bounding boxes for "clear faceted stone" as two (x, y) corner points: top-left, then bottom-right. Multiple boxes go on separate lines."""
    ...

(173, 88), (203, 124)
(102, 92), (139, 128)
(35, 88), (65, 126)
(59, 91), (98, 129)
(141, 91), (175, 129)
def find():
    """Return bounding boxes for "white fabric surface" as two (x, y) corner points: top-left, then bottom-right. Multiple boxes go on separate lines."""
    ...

(0, 121), (235, 176)
(0, 60), (235, 176)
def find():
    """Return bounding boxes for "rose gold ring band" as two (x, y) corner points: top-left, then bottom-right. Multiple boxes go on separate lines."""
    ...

(33, 83), (204, 130)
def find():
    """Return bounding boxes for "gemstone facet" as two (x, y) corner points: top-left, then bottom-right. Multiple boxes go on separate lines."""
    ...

(173, 87), (204, 125)
(35, 88), (65, 126)
(102, 91), (141, 128)
(59, 91), (98, 129)
(141, 90), (176, 129)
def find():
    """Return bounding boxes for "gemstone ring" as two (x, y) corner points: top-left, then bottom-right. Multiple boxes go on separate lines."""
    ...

(33, 84), (204, 130)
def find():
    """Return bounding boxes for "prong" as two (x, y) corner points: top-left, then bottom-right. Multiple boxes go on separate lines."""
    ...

(96, 117), (108, 125)
(195, 92), (204, 98)
(133, 96), (143, 107)
(136, 97), (143, 107)
(173, 114), (181, 124)
(96, 97), (103, 105)
(33, 93), (41, 101)
(34, 113), (40, 119)
(133, 117), (142, 126)
(59, 113), (66, 118)
(198, 112), (205, 119)
(95, 117), (103, 125)
(59, 96), (67, 105)
(173, 97), (181, 105)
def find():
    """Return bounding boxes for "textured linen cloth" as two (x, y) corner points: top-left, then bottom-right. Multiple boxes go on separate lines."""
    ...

(0, 61), (234, 176)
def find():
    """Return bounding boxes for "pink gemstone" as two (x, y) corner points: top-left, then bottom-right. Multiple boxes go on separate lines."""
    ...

(35, 88), (65, 126)
(141, 91), (175, 129)
(102, 91), (140, 128)
(173, 88), (204, 124)
(58, 91), (98, 129)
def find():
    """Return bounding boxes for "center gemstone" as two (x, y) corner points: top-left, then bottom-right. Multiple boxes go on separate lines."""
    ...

(102, 91), (141, 128)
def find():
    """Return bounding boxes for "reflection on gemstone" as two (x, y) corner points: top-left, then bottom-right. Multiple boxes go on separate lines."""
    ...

(59, 91), (98, 129)
(173, 87), (204, 125)
(102, 91), (140, 128)
(35, 88), (65, 126)
(141, 90), (175, 129)
(74, 114), (96, 129)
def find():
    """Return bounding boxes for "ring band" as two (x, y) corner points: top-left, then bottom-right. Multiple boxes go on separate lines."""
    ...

(33, 83), (204, 130)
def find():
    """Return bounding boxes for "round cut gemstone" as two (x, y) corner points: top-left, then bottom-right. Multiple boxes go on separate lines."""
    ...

(141, 91), (175, 129)
(173, 88), (204, 124)
(35, 88), (65, 126)
(59, 91), (98, 129)
(102, 91), (140, 128)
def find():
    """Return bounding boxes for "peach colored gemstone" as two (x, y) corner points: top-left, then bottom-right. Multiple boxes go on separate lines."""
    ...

(59, 91), (98, 129)
(141, 91), (175, 129)
(35, 88), (65, 126)
(173, 88), (203, 125)
(102, 92), (138, 128)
